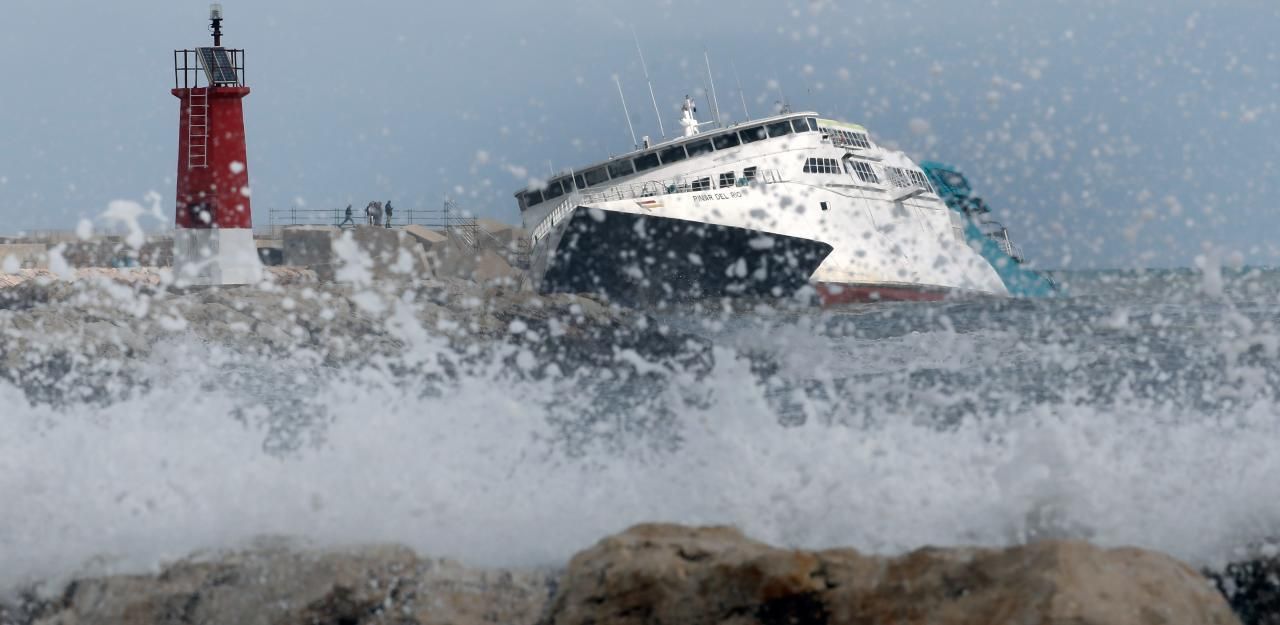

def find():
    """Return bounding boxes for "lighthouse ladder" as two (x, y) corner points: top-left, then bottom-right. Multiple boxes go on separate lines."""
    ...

(188, 88), (209, 169)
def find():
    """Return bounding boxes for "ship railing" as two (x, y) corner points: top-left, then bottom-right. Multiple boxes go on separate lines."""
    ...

(530, 169), (785, 246)
(532, 197), (576, 244)
(981, 221), (1024, 262)
(578, 168), (784, 204)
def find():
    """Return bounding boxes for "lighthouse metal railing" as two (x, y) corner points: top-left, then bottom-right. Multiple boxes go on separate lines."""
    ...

(173, 48), (247, 89)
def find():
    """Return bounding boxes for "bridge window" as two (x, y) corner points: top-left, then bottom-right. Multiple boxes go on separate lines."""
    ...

(633, 151), (660, 173)
(659, 144), (688, 164)
(524, 189), (544, 207)
(607, 159), (635, 179)
(691, 177), (711, 191)
(740, 125), (767, 143)
(543, 178), (566, 201)
(718, 171), (735, 188)
(583, 166), (610, 187)
(846, 160), (880, 184)
(803, 157), (841, 174)
(806, 117), (818, 131)
(792, 118), (813, 133)
(766, 121), (793, 138)
(685, 138), (714, 157)
(713, 132), (741, 150)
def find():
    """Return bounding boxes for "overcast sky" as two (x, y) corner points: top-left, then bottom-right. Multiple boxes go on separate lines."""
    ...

(0, 0), (1276, 268)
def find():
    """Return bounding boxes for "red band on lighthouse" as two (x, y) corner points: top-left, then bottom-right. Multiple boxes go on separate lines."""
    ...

(171, 8), (262, 286)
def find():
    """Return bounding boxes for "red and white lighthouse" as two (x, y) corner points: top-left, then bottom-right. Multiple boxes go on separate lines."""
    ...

(171, 4), (261, 285)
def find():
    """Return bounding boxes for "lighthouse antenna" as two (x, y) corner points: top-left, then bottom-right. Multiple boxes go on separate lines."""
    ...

(209, 4), (224, 46)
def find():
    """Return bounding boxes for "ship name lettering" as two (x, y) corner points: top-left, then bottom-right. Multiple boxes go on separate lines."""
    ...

(692, 191), (746, 202)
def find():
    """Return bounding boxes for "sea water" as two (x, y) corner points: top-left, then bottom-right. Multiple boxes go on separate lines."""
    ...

(3, 268), (1279, 591)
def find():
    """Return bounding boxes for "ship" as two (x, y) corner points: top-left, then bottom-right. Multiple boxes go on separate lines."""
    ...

(514, 101), (1036, 306)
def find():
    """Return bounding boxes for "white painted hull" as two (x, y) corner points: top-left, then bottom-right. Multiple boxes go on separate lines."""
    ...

(529, 183), (1006, 300)
(173, 228), (263, 286)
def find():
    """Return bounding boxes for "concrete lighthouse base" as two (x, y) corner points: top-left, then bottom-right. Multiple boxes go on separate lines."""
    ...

(174, 228), (263, 286)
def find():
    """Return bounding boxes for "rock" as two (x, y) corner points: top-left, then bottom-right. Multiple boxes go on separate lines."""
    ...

(1, 526), (1250, 625)
(427, 244), (523, 287)
(543, 524), (1240, 625)
(282, 226), (339, 278)
(19, 544), (554, 625)
(403, 224), (449, 251)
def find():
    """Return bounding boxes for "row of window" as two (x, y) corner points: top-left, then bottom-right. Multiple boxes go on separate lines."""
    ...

(520, 116), (820, 209)
(824, 127), (872, 150)
(670, 167), (761, 195)
(847, 160), (879, 184)
(803, 158), (842, 174)
(806, 158), (936, 192)
(885, 166), (935, 191)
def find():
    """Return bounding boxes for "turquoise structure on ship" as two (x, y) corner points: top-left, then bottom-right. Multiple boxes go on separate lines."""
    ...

(919, 161), (1060, 298)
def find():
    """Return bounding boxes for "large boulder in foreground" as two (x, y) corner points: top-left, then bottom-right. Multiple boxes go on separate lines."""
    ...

(2, 526), (1246, 625)
(544, 524), (1239, 625)
(22, 544), (553, 625)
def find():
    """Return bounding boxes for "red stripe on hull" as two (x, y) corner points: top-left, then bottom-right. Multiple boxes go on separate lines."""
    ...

(816, 282), (951, 306)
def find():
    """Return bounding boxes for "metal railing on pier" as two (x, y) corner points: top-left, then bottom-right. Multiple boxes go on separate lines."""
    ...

(264, 200), (481, 248)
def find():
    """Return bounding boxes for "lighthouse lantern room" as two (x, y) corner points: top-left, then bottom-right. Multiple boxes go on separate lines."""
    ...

(171, 4), (261, 285)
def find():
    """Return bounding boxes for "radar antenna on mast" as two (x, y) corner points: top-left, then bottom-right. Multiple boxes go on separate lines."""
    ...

(614, 75), (639, 150)
(704, 50), (723, 127)
(732, 61), (751, 121)
(631, 28), (666, 140)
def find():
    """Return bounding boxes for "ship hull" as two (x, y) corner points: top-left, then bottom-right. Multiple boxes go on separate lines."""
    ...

(814, 281), (970, 305)
(534, 206), (832, 306)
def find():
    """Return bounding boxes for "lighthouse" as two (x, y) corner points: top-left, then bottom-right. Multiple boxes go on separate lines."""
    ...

(171, 4), (262, 285)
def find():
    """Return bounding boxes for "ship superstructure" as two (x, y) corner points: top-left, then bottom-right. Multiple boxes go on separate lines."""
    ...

(515, 106), (1009, 305)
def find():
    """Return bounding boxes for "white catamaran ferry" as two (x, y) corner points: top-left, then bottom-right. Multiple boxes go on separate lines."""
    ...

(514, 102), (1009, 306)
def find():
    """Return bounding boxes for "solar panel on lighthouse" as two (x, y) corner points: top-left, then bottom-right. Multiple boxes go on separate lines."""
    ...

(198, 47), (239, 86)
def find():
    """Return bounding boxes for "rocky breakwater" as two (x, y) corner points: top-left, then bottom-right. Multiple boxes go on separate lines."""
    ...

(2, 524), (1243, 625)
(0, 268), (711, 408)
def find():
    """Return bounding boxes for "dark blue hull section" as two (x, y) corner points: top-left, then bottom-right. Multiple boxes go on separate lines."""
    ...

(538, 207), (833, 307)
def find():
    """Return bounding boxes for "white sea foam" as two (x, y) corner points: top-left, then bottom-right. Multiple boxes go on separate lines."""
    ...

(4, 326), (1280, 592)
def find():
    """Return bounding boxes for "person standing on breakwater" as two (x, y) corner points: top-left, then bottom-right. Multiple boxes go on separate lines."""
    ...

(340, 204), (355, 227)
(366, 201), (383, 226)
(384, 201), (394, 228)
